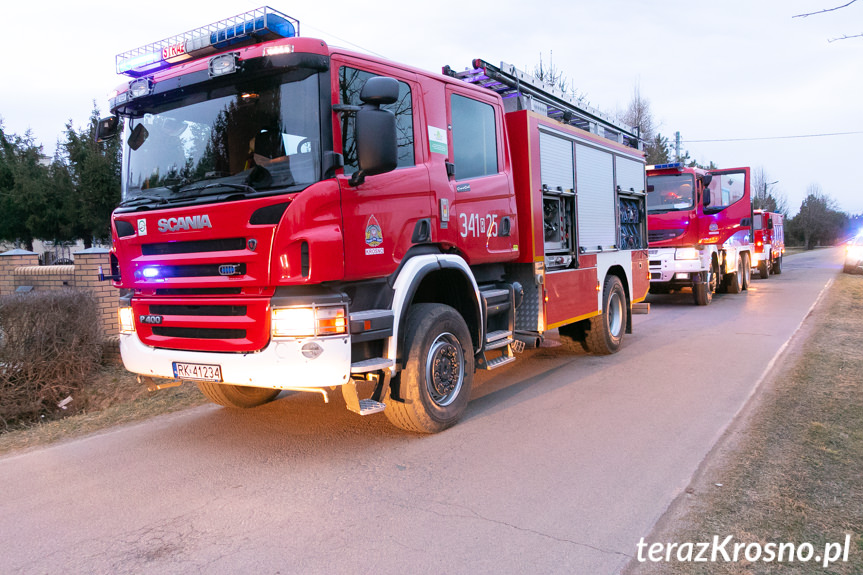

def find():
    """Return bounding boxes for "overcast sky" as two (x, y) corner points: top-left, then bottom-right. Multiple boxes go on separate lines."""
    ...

(2, 0), (860, 216)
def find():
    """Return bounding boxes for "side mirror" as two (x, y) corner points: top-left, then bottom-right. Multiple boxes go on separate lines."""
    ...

(360, 77), (399, 106)
(700, 173), (713, 187)
(703, 187), (712, 207)
(95, 116), (120, 143)
(767, 218), (774, 229)
(350, 77), (399, 186)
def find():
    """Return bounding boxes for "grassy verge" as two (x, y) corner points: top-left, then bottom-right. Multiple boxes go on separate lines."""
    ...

(628, 272), (863, 574)
(0, 365), (207, 457)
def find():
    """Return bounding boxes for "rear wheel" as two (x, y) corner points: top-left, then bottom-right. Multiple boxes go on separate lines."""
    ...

(741, 253), (751, 290)
(584, 275), (626, 355)
(385, 303), (474, 433)
(197, 382), (280, 408)
(758, 260), (769, 279)
(773, 255), (782, 274)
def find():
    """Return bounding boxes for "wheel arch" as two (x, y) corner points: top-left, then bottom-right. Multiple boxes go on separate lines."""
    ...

(387, 254), (482, 371)
(604, 264), (632, 334)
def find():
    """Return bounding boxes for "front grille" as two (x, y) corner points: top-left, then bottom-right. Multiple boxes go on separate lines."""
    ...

(648, 229), (684, 242)
(152, 327), (247, 339)
(142, 237), (245, 255)
(149, 305), (247, 316)
(144, 263), (246, 278)
(155, 288), (242, 296)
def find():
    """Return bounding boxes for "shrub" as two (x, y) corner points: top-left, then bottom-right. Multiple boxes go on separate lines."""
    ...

(0, 290), (103, 429)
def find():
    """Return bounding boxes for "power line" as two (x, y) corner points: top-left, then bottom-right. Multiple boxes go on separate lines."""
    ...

(683, 131), (863, 143)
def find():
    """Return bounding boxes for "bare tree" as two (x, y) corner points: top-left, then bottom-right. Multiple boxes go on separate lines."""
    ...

(792, 184), (845, 248)
(792, 1), (862, 42)
(620, 82), (655, 141)
(533, 52), (588, 105)
(751, 167), (789, 215)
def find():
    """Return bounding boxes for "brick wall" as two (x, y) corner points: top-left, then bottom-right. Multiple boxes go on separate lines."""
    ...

(1, 248), (121, 364)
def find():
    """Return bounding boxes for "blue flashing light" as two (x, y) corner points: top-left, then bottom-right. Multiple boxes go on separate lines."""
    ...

(652, 162), (683, 170)
(115, 7), (300, 78)
(142, 267), (160, 279)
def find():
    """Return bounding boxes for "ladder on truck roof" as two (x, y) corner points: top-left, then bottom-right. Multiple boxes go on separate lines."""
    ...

(443, 58), (642, 150)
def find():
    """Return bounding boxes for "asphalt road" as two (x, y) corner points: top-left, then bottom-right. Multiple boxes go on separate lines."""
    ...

(0, 248), (841, 575)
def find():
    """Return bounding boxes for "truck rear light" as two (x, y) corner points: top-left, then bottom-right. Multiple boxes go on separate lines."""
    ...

(271, 306), (347, 338)
(119, 307), (136, 334)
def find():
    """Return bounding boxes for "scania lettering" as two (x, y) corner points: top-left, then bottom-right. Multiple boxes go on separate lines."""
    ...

(101, 7), (649, 432)
(646, 163), (753, 306)
(157, 215), (213, 232)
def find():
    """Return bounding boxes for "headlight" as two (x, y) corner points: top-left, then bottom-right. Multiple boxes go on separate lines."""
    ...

(119, 306), (136, 334)
(847, 246), (863, 260)
(272, 306), (347, 338)
(675, 247), (699, 260)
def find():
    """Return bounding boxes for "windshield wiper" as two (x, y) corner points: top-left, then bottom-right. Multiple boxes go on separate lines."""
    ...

(119, 194), (169, 207)
(175, 182), (258, 198)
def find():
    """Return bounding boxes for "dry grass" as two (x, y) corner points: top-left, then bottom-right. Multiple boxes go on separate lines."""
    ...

(628, 273), (863, 574)
(0, 365), (207, 456)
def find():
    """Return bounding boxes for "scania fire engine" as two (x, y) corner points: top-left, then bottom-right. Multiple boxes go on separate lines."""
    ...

(100, 7), (649, 432)
(646, 163), (753, 305)
(751, 209), (784, 279)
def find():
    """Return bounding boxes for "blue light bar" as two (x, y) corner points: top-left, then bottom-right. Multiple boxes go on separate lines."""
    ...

(116, 6), (299, 78)
(651, 162), (683, 170)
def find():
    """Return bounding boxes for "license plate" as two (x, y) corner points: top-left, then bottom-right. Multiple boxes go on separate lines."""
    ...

(648, 249), (659, 255)
(173, 362), (222, 382)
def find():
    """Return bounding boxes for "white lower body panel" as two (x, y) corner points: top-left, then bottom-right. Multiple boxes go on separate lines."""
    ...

(120, 333), (352, 389)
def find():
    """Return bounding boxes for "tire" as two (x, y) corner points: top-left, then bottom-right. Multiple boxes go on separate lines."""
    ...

(693, 270), (711, 306)
(773, 255), (782, 275)
(726, 256), (744, 294)
(385, 303), (474, 433)
(197, 382), (280, 408)
(741, 253), (751, 290)
(758, 260), (769, 279)
(584, 275), (627, 355)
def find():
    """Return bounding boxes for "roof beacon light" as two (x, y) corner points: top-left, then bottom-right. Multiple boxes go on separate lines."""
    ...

(651, 162), (684, 170)
(116, 7), (299, 78)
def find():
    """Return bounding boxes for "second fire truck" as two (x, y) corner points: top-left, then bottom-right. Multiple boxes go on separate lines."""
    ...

(646, 163), (753, 305)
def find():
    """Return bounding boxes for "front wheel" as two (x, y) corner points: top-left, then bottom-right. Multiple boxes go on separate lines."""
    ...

(741, 253), (751, 290)
(385, 303), (474, 433)
(773, 255), (782, 274)
(726, 256), (744, 294)
(758, 260), (769, 279)
(584, 275), (627, 355)
(197, 382), (280, 408)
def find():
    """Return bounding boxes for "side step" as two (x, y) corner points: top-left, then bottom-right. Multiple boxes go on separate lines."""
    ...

(345, 358), (393, 415)
(477, 329), (518, 370)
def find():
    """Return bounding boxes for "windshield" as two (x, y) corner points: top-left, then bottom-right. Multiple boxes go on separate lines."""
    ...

(647, 174), (695, 213)
(120, 71), (321, 206)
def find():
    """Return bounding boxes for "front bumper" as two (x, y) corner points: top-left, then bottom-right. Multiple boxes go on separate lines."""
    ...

(120, 332), (351, 389)
(648, 248), (707, 283)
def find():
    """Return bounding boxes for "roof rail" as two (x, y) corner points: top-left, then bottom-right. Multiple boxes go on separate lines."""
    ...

(443, 58), (642, 150)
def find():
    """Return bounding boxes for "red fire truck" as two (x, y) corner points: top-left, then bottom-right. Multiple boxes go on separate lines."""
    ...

(646, 163), (753, 305)
(100, 7), (649, 432)
(751, 210), (784, 279)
